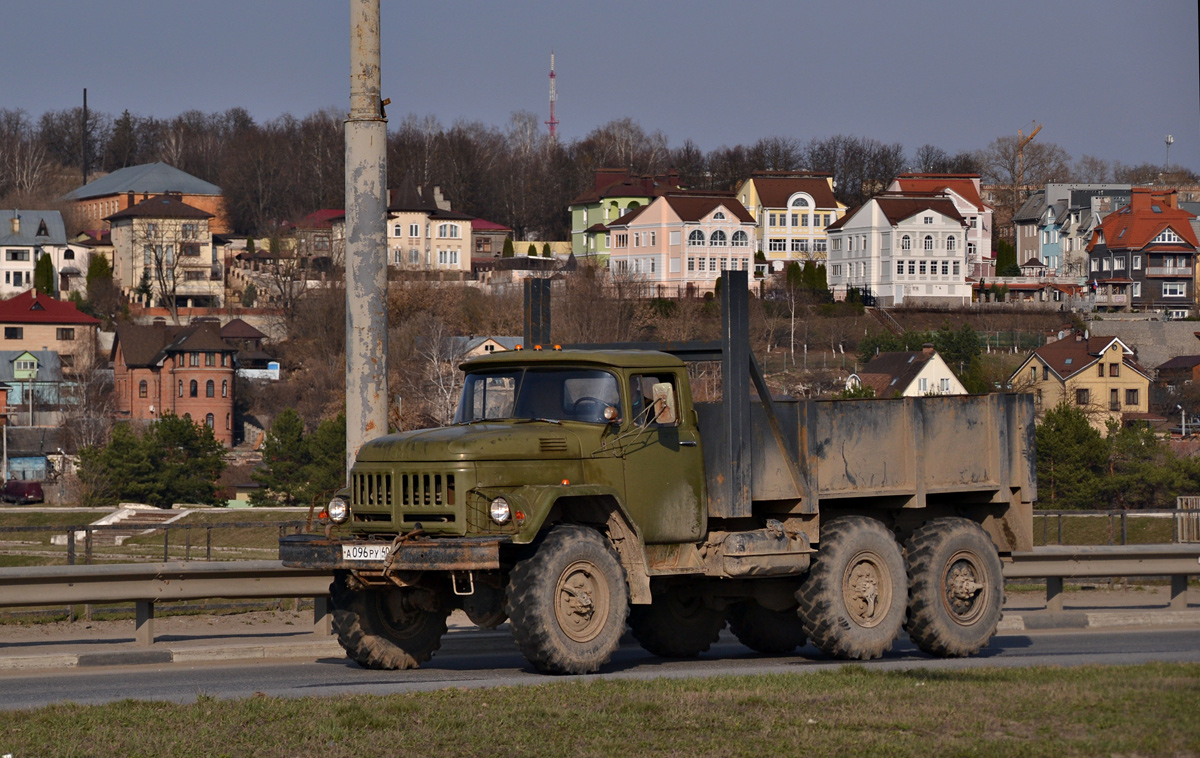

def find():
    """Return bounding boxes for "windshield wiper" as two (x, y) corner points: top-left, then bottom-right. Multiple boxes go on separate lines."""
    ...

(514, 417), (562, 425)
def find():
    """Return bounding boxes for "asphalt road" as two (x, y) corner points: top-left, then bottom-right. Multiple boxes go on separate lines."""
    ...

(2, 626), (1198, 711)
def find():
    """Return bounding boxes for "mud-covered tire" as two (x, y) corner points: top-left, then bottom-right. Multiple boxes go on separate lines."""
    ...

(727, 602), (807, 655)
(505, 524), (629, 674)
(330, 572), (450, 670)
(904, 517), (1004, 657)
(796, 516), (907, 660)
(629, 583), (725, 658)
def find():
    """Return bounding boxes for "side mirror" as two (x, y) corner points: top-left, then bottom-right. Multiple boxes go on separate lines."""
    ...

(651, 383), (677, 425)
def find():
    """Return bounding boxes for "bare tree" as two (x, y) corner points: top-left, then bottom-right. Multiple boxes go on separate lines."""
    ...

(0, 109), (53, 200)
(412, 313), (468, 425)
(58, 357), (115, 452)
(979, 134), (1072, 226)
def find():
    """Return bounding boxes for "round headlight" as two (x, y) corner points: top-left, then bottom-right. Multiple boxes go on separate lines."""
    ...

(489, 496), (511, 525)
(327, 496), (350, 524)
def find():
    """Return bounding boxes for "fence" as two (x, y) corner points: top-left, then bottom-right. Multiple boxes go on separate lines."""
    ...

(0, 520), (310, 565)
(1034, 509), (1195, 546)
(1178, 497), (1200, 542)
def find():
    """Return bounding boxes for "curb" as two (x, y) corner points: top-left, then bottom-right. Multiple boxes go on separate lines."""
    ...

(2, 610), (1198, 672)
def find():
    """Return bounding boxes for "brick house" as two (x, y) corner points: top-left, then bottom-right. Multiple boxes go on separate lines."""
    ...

(111, 320), (238, 446)
(63, 162), (229, 234)
(0, 289), (101, 374)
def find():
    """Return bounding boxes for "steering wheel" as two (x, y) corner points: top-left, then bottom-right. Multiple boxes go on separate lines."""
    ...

(571, 396), (606, 420)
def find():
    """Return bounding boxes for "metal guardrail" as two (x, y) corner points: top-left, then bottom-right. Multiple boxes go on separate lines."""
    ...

(0, 545), (1196, 647)
(1005, 544), (1200, 612)
(0, 560), (334, 645)
(1032, 508), (1197, 546)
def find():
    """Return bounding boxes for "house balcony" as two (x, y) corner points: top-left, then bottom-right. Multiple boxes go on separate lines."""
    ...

(1093, 293), (1127, 305)
(1145, 266), (1192, 277)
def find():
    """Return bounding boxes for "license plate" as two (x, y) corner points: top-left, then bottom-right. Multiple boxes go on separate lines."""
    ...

(342, 544), (391, 561)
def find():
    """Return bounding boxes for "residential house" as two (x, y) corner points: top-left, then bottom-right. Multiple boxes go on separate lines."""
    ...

(472, 218), (513, 258)
(386, 177), (474, 276)
(1012, 184), (1131, 274)
(1086, 189), (1198, 318)
(111, 320), (238, 446)
(63, 162), (229, 234)
(569, 169), (685, 259)
(106, 194), (223, 308)
(1009, 334), (1152, 431)
(605, 192), (757, 296)
(1, 210), (73, 297)
(733, 172), (845, 269)
(846, 345), (967, 398)
(887, 174), (993, 277)
(0, 290), (101, 373)
(452, 336), (521, 358)
(826, 195), (970, 307)
(0, 350), (64, 427)
(1012, 190), (1045, 268)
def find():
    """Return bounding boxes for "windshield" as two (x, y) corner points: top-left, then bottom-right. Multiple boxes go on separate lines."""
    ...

(455, 368), (621, 424)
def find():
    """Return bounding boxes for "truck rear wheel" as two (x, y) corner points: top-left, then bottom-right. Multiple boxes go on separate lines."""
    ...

(629, 583), (725, 658)
(727, 602), (807, 654)
(330, 572), (450, 670)
(796, 516), (907, 660)
(904, 517), (1004, 657)
(504, 524), (629, 674)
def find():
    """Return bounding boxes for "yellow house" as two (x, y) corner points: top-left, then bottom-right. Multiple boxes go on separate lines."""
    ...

(1009, 334), (1154, 432)
(733, 172), (846, 268)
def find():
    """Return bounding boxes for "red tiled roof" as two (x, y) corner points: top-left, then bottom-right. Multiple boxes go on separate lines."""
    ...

(471, 218), (511, 232)
(894, 174), (985, 211)
(607, 193), (755, 227)
(1089, 189), (1199, 252)
(300, 209), (344, 228)
(749, 175), (839, 210)
(0, 290), (101, 325)
(112, 321), (235, 368)
(875, 196), (966, 226)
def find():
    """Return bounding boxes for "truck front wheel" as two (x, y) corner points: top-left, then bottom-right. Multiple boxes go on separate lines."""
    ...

(904, 517), (1004, 657)
(796, 516), (907, 660)
(505, 524), (629, 674)
(330, 572), (450, 670)
(629, 582), (725, 658)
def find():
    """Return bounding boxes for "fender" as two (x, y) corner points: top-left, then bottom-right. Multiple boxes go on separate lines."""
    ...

(473, 483), (653, 604)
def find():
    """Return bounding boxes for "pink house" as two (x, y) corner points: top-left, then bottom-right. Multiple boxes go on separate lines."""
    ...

(606, 192), (757, 296)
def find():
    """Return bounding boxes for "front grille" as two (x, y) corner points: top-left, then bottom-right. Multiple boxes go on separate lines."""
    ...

(353, 472), (393, 507)
(399, 472), (456, 508)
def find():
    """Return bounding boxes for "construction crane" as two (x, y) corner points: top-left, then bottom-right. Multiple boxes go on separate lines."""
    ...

(545, 51), (559, 139)
(1016, 122), (1041, 203)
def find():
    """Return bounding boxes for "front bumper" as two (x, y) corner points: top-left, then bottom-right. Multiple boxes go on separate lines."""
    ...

(279, 533), (509, 571)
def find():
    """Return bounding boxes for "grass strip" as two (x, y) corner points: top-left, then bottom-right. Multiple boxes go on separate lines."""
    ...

(2, 663), (1197, 757)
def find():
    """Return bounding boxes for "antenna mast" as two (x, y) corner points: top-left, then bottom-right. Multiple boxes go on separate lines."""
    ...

(545, 51), (559, 139)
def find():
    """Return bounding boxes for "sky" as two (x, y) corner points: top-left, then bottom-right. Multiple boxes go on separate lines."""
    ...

(3, 1), (1199, 171)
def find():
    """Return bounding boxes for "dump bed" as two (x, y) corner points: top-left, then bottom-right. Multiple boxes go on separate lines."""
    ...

(696, 392), (1036, 518)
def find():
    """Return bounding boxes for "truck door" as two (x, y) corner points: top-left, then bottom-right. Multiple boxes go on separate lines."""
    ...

(620, 372), (706, 543)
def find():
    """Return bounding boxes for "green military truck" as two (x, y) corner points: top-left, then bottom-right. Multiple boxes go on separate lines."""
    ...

(281, 272), (1035, 674)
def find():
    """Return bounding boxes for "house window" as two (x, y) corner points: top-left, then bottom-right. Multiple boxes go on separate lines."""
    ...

(953, 262), (960, 275)
(919, 378), (929, 393)
(222, 380), (228, 397)
(924, 236), (934, 251)
(901, 235), (911, 250)
(731, 231), (748, 247)
(1030, 366), (1038, 382)
(687, 257), (695, 272)
(1110, 389), (1120, 411)
(924, 216), (933, 224)
(1109, 363), (1120, 377)
(1114, 257), (1125, 270)
(178, 380), (184, 397)
(709, 230), (727, 247)
(5, 250), (30, 261)
(712, 211), (726, 220)
(190, 380), (198, 397)
(1076, 388), (1090, 405)
(393, 224), (402, 237)
(205, 352), (216, 367)
(1163, 282), (1187, 297)
(206, 380), (215, 397)
(139, 380), (148, 398)
(190, 352), (199, 367)
(1035, 389), (1043, 405)
(1097, 363), (1105, 377)
(1126, 388), (1139, 406)
(919, 261), (927, 275)
(1133, 255), (1142, 270)
(769, 213), (778, 227)
(908, 261), (916, 275)
(940, 378), (950, 392)
(437, 224), (461, 239)
(4, 327), (22, 340)
(1132, 282), (1142, 298)
(206, 413), (215, 429)
(769, 239), (786, 252)
(791, 197), (809, 207)
(947, 237), (956, 251)
(802, 214), (810, 227)
(409, 224), (420, 238)
(709, 258), (718, 271)
(791, 214), (799, 226)
(226, 413), (231, 430)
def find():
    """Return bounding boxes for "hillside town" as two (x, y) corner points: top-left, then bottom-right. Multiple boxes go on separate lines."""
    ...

(3, 107), (1200, 507)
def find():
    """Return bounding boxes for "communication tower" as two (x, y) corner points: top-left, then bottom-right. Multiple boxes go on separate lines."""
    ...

(545, 51), (559, 139)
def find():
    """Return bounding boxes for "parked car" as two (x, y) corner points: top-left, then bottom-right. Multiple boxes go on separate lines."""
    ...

(2, 480), (44, 504)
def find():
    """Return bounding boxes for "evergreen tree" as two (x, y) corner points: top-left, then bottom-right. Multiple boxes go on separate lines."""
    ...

(33, 254), (54, 295)
(251, 408), (310, 506)
(246, 237), (256, 255)
(85, 252), (113, 289)
(542, 242), (551, 257)
(1036, 403), (1107, 509)
(527, 243), (537, 256)
(301, 413), (347, 507)
(502, 238), (514, 258)
(242, 282), (257, 308)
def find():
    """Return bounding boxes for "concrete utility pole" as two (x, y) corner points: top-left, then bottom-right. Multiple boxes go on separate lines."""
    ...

(344, 0), (389, 477)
